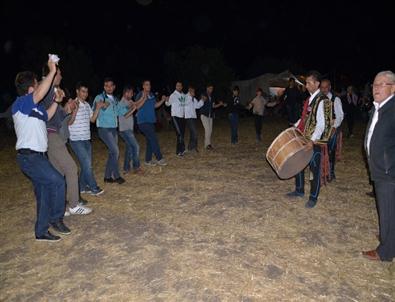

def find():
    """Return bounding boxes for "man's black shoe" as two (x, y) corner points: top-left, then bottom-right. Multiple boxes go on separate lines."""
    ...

(36, 231), (61, 242)
(50, 220), (71, 235)
(114, 177), (125, 184)
(366, 191), (375, 198)
(104, 177), (114, 183)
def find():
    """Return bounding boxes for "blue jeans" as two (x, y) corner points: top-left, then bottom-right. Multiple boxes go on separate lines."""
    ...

(16, 153), (65, 236)
(98, 127), (120, 179)
(138, 123), (163, 162)
(69, 140), (99, 191)
(295, 145), (322, 202)
(119, 129), (140, 171)
(229, 113), (239, 144)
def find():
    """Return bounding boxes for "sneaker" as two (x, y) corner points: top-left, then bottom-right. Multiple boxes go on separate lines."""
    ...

(286, 191), (305, 198)
(90, 187), (104, 196)
(80, 188), (92, 194)
(104, 177), (114, 183)
(157, 159), (167, 166)
(36, 231), (61, 242)
(79, 197), (89, 206)
(177, 152), (184, 157)
(206, 145), (213, 150)
(69, 204), (92, 215)
(50, 220), (71, 235)
(64, 209), (70, 217)
(305, 199), (317, 208)
(144, 161), (157, 166)
(114, 177), (125, 184)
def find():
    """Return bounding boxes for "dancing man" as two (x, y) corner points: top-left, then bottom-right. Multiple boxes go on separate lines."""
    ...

(118, 85), (142, 174)
(184, 85), (204, 152)
(134, 80), (167, 166)
(12, 58), (70, 241)
(166, 81), (187, 156)
(93, 78), (125, 184)
(200, 84), (226, 150)
(68, 82), (105, 196)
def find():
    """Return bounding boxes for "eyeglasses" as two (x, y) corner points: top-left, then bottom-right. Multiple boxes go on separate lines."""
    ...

(371, 83), (394, 88)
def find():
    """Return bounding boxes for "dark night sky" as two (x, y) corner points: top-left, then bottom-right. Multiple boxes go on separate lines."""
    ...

(1, 0), (394, 96)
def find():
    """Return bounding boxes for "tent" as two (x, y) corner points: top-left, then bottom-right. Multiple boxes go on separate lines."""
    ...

(231, 70), (303, 104)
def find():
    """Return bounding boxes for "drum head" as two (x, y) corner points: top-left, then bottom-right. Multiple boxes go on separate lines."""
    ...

(276, 147), (313, 179)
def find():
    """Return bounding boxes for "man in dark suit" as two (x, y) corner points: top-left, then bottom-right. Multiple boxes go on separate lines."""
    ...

(362, 70), (395, 262)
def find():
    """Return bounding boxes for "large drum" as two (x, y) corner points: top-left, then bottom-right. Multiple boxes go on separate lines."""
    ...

(266, 127), (313, 179)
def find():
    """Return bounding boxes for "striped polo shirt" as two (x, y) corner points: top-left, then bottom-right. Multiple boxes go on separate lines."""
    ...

(69, 99), (93, 141)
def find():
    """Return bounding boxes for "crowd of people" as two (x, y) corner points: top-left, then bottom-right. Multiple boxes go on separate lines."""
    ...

(11, 56), (395, 262)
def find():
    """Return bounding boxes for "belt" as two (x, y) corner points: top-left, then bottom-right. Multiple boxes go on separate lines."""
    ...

(17, 149), (46, 156)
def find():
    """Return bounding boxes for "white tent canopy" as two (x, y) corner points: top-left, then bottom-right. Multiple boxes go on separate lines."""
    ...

(232, 70), (303, 104)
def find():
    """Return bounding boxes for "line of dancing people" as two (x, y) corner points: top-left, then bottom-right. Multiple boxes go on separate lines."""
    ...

(9, 61), (345, 241)
(11, 57), (395, 263)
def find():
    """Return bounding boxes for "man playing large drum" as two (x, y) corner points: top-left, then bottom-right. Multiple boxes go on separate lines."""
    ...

(286, 71), (332, 208)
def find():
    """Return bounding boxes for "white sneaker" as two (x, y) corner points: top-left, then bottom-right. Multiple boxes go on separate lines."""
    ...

(68, 204), (92, 215)
(144, 161), (157, 166)
(157, 159), (167, 166)
(64, 209), (70, 217)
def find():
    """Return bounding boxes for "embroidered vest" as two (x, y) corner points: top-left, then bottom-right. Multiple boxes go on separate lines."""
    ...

(330, 93), (336, 120)
(298, 92), (333, 142)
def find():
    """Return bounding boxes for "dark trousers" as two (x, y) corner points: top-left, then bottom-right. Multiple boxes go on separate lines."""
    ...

(98, 127), (120, 179)
(286, 103), (300, 125)
(374, 181), (395, 261)
(328, 128), (340, 178)
(186, 118), (198, 151)
(295, 145), (322, 202)
(138, 122), (163, 162)
(172, 116), (186, 154)
(345, 107), (356, 136)
(254, 114), (263, 141)
(16, 153), (65, 237)
(229, 113), (239, 144)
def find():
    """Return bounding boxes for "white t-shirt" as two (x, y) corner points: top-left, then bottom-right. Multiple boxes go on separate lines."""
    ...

(69, 99), (93, 141)
(12, 93), (49, 152)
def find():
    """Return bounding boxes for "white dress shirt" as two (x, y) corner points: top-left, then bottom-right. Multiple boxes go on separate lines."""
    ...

(184, 93), (204, 119)
(166, 90), (186, 118)
(294, 89), (325, 141)
(327, 92), (344, 129)
(366, 94), (394, 155)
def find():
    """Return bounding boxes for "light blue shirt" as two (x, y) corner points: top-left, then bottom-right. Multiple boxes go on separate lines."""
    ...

(93, 93), (119, 128)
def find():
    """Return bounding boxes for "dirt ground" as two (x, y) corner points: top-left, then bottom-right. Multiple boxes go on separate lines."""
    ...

(0, 117), (394, 302)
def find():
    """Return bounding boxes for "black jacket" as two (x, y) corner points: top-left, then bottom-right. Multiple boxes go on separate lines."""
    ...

(228, 95), (243, 114)
(365, 95), (395, 181)
(200, 93), (214, 118)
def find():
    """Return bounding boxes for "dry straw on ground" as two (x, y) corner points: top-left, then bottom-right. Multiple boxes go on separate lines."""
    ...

(0, 117), (394, 301)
